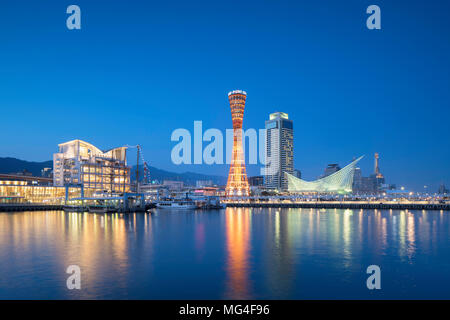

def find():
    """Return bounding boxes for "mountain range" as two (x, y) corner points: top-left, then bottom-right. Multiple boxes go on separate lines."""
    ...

(0, 157), (53, 176)
(0, 157), (226, 186)
(131, 165), (226, 186)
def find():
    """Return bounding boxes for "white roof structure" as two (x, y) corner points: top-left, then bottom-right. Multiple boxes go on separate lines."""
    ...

(286, 156), (364, 194)
(57, 139), (127, 162)
(228, 90), (247, 96)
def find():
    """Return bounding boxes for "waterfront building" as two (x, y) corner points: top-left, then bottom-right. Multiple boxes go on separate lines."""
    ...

(193, 187), (219, 196)
(139, 183), (169, 201)
(352, 167), (362, 190)
(0, 173), (83, 204)
(373, 152), (385, 190)
(321, 164), (341, 178)
(10, 169), (33, 177)
(438, 183), (449, 194)
(163, 180), (184, 191)
(360, 176), (378, 194)
(352, 167), (376, 194)
(286, 156), (363, 194)
(225, 90), (250, 197)
(351, 153), (389, 194)
(264, 112), (294, 191)
(374, 153), (384, 179)
(0, 173), (52, 186)
(53, 140), (130, 194)
(196, 180), (213, 188)
(293, 169), (301, 179)
(0, 185), (81, 204)
(248, 176), (264, 187)
(41, 167), (52, 178)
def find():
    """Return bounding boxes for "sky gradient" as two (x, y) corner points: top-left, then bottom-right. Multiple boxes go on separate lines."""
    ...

(0, 0), (449, 191)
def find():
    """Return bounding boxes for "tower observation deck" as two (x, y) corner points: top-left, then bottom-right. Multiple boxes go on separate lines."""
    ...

(225, 90), (250, 197)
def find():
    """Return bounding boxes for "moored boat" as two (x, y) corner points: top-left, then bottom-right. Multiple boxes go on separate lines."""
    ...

(88, 206), (117, 213)
(156, 199), (198, 209)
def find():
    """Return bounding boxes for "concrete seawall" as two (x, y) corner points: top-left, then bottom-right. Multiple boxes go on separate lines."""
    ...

(0, 203), (156, 213)
(0, 204), (63, 212)
(2, 203), (449, 212)
(225, 202), (450, 211)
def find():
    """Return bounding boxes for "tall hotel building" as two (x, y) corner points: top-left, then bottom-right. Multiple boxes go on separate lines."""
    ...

(264, 112), (294, 191)
(53, 140), (130, 194)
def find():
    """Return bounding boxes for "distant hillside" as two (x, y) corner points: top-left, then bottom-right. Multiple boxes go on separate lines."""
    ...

(0, 157), (52, 176)
(131, 165), (227, 186)
(0, 157), (226, 186)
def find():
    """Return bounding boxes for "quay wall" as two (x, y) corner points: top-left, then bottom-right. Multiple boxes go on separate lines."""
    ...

(0, 204), (63, 212)
(2, 203), (449, 212)
(0, 203), (155, 212)
(225, 202), (450, 211)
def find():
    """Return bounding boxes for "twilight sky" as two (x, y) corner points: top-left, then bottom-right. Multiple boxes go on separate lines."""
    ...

(0, 0), (449, 191)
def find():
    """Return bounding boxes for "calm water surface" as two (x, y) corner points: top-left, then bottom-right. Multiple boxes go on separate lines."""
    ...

(0, 208), (449, 299)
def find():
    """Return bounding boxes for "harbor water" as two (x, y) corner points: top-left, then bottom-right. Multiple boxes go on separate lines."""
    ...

(0, 208), (449, 299)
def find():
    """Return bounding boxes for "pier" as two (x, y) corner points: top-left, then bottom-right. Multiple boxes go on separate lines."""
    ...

(225, 202), (450, 211)
(0, 204), (63, 212)
(0, 200), (156, 213)
(2, 201), (449, 212)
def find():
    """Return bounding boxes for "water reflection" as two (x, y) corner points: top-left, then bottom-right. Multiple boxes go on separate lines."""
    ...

(0, 211), (152, 299)
(263, 208), (297, 298)
(221, 207), (432, 298)
(0, 208), (449, 299)
(224, 208), (251, 299)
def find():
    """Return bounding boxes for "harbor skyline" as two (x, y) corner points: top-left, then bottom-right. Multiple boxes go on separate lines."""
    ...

(2, 0), (450, 306)
(1, 1), (449, 192)
(0, 95), (448, 193)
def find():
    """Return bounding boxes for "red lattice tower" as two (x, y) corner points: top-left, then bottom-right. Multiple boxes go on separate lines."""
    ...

(226, 90), (250, 197)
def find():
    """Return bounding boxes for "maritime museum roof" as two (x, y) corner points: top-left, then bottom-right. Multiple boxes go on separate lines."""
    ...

(286, 156), (364, 194)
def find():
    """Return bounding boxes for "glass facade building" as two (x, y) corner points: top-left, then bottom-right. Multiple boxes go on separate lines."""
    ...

(0, 179), (85, 204)
(53, 140), (130, 194)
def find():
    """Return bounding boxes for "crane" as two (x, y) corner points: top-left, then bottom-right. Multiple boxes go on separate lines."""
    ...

(125, 145), (150, 192)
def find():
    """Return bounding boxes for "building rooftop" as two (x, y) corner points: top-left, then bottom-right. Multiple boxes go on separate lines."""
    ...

(58, 139), (127, 154)
(0, 174), (53, 184)
(270, 112), (289, 120)
(228, 90), (247, 96)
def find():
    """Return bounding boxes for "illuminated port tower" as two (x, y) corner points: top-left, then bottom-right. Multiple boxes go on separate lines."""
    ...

(226, 90), (250, 197)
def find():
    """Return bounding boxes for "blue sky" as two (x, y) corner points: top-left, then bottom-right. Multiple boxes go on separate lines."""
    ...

(0, 0), (449, 191)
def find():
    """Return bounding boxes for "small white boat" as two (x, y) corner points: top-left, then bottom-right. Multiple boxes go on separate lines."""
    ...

(156, 199), (198, 209)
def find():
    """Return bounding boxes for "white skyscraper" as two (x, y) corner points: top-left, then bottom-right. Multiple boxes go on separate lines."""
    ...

(264, 112), (294, 191)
